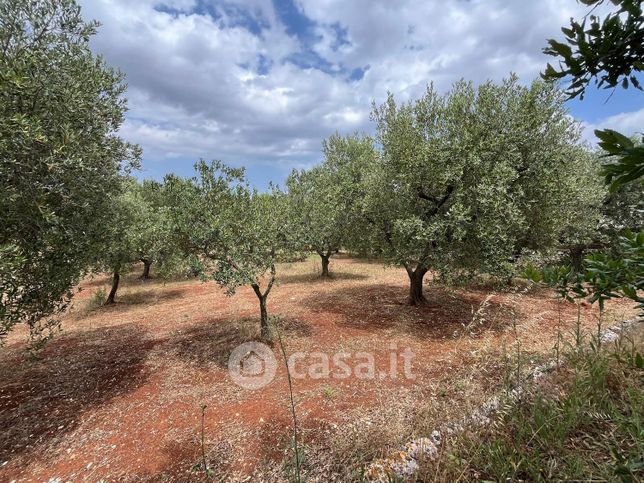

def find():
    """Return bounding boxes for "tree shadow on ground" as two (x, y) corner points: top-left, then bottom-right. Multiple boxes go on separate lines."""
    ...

(333, 252), (384, 264)
(0, 324), (152, 466)
(299, 282), (517, 340)
(78, 274), (112, 289)
(278, 316), (315, 337)
(115, 287), (188, 306)
(152, 408), (299, 482)
(162, 315), (314, 369)
(70, 287), (191, 320)
(79, 271), (194, 290)
(277, 271), (369, 285)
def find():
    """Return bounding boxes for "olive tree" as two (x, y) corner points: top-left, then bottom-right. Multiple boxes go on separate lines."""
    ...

(555, 147), (644, 272)
(94, 178), (189, 304)
(94, 180), (140, 305)
(130, 180), (182, 280)
(165, 161), (294, 339)
(553, 151), (606, 272)
(601, 160), (644, 237)
(0, 0), (140, 344)
(363, 77), (593, 305)
(286, 133), (376, 277)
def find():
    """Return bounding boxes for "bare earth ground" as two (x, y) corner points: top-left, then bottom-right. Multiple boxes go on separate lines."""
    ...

(0, 255), (637, 482)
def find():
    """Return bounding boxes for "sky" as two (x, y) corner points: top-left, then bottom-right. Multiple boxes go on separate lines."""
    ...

(78, 0), (644, 189)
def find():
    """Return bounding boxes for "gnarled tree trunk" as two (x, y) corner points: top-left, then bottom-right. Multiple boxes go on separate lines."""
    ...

(317, 249), (334, 278)
(406, 265), (428, 305)
(320, 253), (330, 278)
(570, 246), (584, 274)
(140, 258), (152, 279)
(105, 269), (120, 305)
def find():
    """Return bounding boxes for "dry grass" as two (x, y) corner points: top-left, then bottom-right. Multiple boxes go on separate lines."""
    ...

(414, 325), (644, 482)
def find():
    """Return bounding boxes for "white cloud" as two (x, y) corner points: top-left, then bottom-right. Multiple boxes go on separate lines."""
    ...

(582, 108), (644, 144)
(78, 0), (610, 182)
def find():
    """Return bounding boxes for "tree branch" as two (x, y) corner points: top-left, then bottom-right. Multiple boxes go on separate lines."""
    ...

(417, 185), (454, 217)
(263, 262), (277, 298)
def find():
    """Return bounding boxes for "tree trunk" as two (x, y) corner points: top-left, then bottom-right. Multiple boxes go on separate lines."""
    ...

(259, 295), (269, 339)
(320, 253), (330, 278)
(407, 266), (428, 306)
(141, 259), (152, 279)
(252, 280), (273, 340)
(251, 263), (276, 340)
(105, 270), (120, 305)
(570, 246), (584, 273)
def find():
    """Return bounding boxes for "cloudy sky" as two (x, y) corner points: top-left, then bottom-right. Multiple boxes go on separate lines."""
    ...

(79, 0), (643, 188)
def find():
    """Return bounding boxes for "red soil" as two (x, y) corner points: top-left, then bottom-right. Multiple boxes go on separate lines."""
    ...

(0, 256), (636, 481)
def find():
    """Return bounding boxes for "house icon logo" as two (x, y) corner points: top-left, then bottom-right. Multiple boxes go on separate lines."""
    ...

(228, 342), (277, 389)
(240, 350), (265, 376)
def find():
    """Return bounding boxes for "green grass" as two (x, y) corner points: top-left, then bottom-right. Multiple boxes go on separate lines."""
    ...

(419, 331), (644, 482)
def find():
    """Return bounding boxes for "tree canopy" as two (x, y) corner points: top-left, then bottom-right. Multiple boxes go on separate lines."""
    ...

(286, 133), (376, 277)
(0, 0), (140, 345)
(90, 178), (184, 305)
(543, 0), (643, 192)
(362, 77), (597, 304)
(165, 161), (296, 338)
(543, 0), (643, 99)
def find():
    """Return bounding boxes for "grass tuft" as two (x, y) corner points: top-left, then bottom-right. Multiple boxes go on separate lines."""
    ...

(417, 328), (644, 482)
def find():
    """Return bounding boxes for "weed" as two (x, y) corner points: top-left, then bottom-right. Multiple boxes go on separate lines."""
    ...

(189, 403), (214, 479)
(322, 385), (337, 399)
(272, 316), (304, 483)
(417, 325), (644, 482)
(87, 288), (107, 311)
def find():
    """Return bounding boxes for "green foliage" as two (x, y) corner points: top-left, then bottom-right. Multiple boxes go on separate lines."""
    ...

(96, 180), (141, 273)
(127, 179), (186, 278)
(90, 178), (145, 305)
(578, 231), (644, 310)
(77, 176), (186, 304)
(362, 77), (592, 292)
(286, 133), (376, 274)
(533, 149), (605, 267)
(543, 0), (643, 193)
(165, 161), (296, 336)
(528, 231), (644, 312)
(0, 0), (140, 344)
(433, 337), (644, 481)
(598, 130), (644, 192)
(488, 147), (640, 277)
(600, 171), (643, 257)
(542, 0), (643, 99)
(87, 287), (107, 311)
